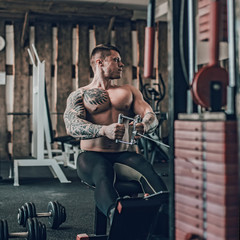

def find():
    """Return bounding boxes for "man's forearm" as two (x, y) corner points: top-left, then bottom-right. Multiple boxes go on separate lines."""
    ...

(142, 112), (158, 133)
(68, 120), (103, 139)
(64, 111), (103, 139)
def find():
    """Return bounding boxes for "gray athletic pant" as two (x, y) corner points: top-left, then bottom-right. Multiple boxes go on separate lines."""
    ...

(76, 151), (167, 216)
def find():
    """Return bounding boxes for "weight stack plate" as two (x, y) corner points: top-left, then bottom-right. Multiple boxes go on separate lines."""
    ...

(174, 120), (238, 240)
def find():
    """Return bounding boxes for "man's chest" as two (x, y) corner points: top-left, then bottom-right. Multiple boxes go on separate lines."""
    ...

(83, 88), (133, 114)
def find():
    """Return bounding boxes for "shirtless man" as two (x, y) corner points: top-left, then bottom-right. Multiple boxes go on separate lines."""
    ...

(64, 44), (167, 221)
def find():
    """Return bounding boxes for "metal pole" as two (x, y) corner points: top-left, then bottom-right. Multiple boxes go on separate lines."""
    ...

(187, 0), (196, 114)
(147, 0), (155, 27)
(226, 0), (237, 115)
(235, 0), (240, 233)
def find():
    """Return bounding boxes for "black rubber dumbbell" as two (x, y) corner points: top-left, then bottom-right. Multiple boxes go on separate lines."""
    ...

(0, 218), (46, 240)
(18, 201), (66, 229)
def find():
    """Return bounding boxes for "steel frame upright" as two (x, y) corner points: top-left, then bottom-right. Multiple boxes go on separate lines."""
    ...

(13, 44), (71, 186)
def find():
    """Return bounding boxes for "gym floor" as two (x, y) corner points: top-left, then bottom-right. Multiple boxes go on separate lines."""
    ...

(0, 159), (169, 240)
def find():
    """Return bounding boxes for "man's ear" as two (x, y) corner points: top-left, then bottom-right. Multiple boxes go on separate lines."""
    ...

(96, 59), (103, 66)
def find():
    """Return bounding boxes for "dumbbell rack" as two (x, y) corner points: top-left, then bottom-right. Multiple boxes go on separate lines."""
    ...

(174, 113), (238, 240)
(13, 44), (70, 186)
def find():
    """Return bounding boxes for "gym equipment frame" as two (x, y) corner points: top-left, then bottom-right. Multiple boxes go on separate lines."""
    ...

(13, 44), (71, 186)
(44, 84), (81, 170)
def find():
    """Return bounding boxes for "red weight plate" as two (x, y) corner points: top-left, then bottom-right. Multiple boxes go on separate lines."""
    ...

(204, 141), (238, 154)
(175, 130), (203, 141)
(175, 158), (203, 171)
(207, 202), (239, 217)
(206, 161), (238, 174)
(175, 184), (203, 198)
(175, 176), (202, 190)
(175, 139), (238, 154)
(207, 231), (238, 240)
(175, 139), (203, 151)
(175, 220), (203, 237)
(207, 212), (239, 228)
(175, 202), (203, 219)
(175, 193), (203, 209)
(207, 171), (238, 185)
(175, 148), (203, 160)
(207, 182), (238, 196)
(192, 66), (228, 108)
(175, 228), (189, 240)
(175, 166), (202, 181)
(204, 121), (237, 132)
(176, 211), (204, 229)
(175, 129), (237, 143)
(207, 222), (239, 239)
(174, 120), (202, 131)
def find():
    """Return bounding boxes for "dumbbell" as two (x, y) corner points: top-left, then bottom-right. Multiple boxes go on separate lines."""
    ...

(18, 201), (66, 229)
(0, 218), (46, 240)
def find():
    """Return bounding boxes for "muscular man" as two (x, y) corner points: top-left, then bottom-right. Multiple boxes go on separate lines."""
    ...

(64, 44), (167, 221)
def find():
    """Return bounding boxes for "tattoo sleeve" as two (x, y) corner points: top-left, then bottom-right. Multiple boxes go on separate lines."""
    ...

(63, 89), (103, 139)
(142, 112), (158, 133)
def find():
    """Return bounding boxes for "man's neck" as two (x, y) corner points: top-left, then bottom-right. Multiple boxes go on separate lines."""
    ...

(91, 77), (112, 90)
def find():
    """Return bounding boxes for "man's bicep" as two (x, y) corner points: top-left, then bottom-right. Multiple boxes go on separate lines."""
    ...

(134, 99), (153, 117)
(64, 91), (86, 132)
(131, 86), (153, 117)
(65, 91), (86, 119)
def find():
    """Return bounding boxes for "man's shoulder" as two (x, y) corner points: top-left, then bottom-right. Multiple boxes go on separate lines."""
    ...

(68, 87), (87, 102)
(117, 84), (137, 91)
(70, 87), (86, 96)
(109, 84), (139, 95)
(122, 84), (140, 93)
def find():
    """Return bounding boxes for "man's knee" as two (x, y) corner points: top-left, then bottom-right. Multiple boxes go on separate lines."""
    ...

(93, 165), (116, 184)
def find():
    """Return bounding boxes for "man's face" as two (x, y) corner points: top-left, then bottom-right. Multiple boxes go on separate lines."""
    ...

(102, 50), (124, 79)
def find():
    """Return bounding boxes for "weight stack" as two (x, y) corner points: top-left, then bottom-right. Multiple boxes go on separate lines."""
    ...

(174, 118), (239, 240)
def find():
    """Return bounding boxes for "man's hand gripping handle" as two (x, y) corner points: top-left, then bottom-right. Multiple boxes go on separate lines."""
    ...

(115, 114), (141, 145)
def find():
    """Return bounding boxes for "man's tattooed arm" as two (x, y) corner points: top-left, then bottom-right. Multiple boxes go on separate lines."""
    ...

(63, 89), (103, 139)
(142, 112), (158, 133)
